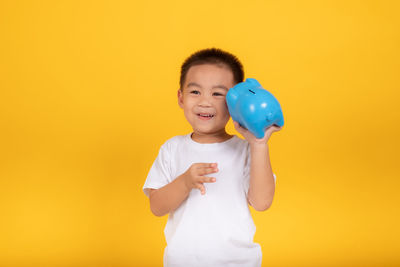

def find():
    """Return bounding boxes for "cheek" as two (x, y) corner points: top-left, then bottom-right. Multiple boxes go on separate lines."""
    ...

(221, 99), (228, 109)
(217, 102), (230, 116)
(183, 98), (195, 109)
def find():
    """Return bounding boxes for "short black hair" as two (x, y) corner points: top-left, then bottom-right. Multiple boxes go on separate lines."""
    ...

(179, 48), (244, 90)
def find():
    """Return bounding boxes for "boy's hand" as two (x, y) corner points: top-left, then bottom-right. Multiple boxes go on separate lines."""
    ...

(233, 121), (282, 145)
(182, 163), (218, 195)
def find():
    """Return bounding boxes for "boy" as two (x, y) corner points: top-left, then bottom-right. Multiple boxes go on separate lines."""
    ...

(143, 48), (282, 267)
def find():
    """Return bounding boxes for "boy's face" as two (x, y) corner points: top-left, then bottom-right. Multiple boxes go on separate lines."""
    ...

(178, 63), (235, 137)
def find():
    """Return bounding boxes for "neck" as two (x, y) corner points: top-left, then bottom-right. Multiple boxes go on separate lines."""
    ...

(191, 130), (233, 144)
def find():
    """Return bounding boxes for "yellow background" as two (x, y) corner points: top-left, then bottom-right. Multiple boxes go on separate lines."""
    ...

(1, 0), (399, 266)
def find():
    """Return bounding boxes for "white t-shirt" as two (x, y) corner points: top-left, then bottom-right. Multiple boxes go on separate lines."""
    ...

(143, 133), (276, 267)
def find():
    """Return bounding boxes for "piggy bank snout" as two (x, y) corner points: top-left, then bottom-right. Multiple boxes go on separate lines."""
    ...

(266, 112), (273, 121)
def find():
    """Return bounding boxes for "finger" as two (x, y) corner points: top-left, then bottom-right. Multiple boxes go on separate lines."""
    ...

(196, 162), (218, 168)
(265, 126), (282, 136)
(269, 126), (281, 132)
(233, 121), (245, 132)
(201, 176), (216, 183)
(197, 165), (219, 176)
(233, 121), (252, 139)
(199, 168), (218, 176)
(197, 184), (206, 195)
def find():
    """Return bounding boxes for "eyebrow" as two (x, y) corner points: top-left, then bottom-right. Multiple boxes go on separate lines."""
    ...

(186, 82), (229, 91)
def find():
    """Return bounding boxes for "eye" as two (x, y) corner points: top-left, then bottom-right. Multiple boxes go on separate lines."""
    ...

(190, 90), (200, 95)
(213, 92), (225, 96)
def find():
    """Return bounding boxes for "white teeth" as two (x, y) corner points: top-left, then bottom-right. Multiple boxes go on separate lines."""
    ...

(198, 114), (214, 117)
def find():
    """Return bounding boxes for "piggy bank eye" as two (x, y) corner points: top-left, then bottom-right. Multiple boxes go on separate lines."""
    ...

(248, 89), (255, 94)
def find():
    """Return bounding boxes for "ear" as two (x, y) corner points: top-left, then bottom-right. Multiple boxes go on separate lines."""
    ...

(177, 89), (184, 109)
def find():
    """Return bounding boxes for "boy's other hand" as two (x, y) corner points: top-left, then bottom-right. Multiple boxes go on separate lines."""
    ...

(182, 163), (218, 195)
(233, 121), (282, 145)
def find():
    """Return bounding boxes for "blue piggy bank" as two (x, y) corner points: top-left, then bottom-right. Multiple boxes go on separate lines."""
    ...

(226, 78), (284, 139)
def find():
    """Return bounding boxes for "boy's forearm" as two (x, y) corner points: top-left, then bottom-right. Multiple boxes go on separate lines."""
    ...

(149, 174), (191, 217)
(248, 143), (275, 211)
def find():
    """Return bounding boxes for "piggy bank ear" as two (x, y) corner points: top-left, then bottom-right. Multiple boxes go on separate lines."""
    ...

(245, 78), (262, 88)
(226, 87), (239, 106)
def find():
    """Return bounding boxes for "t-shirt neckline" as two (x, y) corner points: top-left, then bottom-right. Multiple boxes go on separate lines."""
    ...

(186, 133), (238, 150)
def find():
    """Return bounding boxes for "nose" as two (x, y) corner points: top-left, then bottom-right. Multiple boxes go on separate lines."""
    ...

(198, 94), (212, 107)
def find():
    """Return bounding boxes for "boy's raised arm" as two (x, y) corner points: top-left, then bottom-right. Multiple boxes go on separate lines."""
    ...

(247, 143), (275, 211)
(233, 121), (282, 212)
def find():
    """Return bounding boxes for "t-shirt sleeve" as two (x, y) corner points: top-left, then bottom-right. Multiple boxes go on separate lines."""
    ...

(142, 143), (172, 198)
(243, 142), (277, 197)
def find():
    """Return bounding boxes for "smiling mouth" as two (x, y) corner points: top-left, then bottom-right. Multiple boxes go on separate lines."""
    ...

(197, 113), (215, 119)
